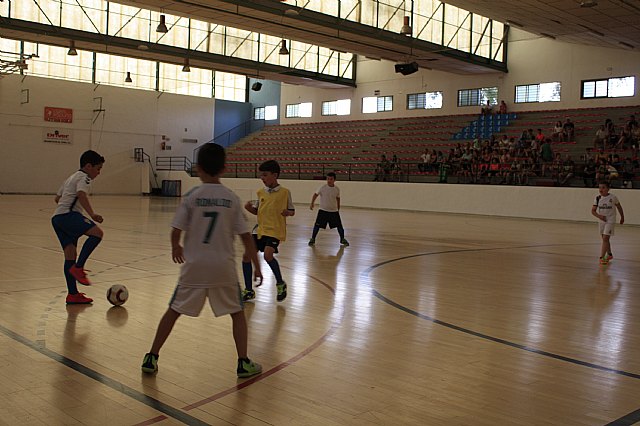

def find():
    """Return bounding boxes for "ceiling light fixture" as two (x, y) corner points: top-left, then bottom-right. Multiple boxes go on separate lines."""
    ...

(125, 71), (132, 83)
(588, 28), (605, 37)
(156, 14), (169, 33)
(279, 40), (289, 55)
(67, 40), (77, 56)
(580, 0), (597, 7)
(400, 16), (412, 36)
(182, 58), (190, 72)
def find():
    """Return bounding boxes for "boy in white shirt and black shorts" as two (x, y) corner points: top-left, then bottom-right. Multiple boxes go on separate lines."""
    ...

(308, 172), (349, 247)
(51, 150), (105, 304)
(591, 181), (625, 265)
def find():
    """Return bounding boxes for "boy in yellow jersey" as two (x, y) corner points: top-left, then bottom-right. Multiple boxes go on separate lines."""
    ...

(242, 160), (295, 302)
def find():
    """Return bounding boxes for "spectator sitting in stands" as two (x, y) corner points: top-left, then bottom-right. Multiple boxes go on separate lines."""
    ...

(551, 121), (564, 142)
(622, 157), (635, 188)
(631, 125), (640, 157)
(562, 118), (575, 142)
(550, 153), (563, 184)
(374, 154), (391, 182)
(390, 154), (402, 181)
(596, 159), (609, 183)
(627, 114), (637, 130)
(519, 129), (532, 147)
(607, 163), (619, 185)
(481, 100), (493, 116)
(520, 158), (535, 185)
(459, 152), (473, 184)
(558, 155), (575, 186)
(499, 100), (507, 115)
(613, 127), (630, 150)
(540, 138), (554, 176)
(605, 118), (617, 147)
(593, 125), (607, 150)
(418, 148), (430, 172)
(534, 128), (545, 145)
(583, 158), (597, 187)
(499, 134), (510, 149)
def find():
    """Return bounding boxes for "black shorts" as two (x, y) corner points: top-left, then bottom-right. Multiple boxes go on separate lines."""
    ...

(314, 210), (343, 229)
(51, 211), (96, 248)
(253, 235), (280, 253)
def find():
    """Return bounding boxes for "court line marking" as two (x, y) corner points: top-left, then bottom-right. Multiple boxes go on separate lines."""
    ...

(0, 271), (341, 426)
(135, 271), (343, 425)
(0, 322), (210, 426)
(362, 244), (640, 426)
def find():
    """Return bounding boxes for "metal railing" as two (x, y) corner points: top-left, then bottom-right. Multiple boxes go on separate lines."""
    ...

(156, 156), (193, 175)
(151, 156), (638, 188)
(193, 118), (266, 164)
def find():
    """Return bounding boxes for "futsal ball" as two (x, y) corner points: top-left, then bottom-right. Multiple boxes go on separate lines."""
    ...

(106, 284), (129, 306)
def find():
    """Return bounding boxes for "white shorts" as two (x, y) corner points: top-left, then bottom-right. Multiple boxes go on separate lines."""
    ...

(599, 222), (615, 236)
(169, 284), (243, 317)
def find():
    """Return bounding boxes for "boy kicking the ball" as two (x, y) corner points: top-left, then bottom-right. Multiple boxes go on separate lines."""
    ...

(51, 150), (105, 305)
(142, 143), (263, 378)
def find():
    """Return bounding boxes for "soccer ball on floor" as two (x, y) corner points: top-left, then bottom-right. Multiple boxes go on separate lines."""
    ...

(106, 284), (129, 306)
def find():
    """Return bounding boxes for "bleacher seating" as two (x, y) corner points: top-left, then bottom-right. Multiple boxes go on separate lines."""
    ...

(224, 105), (639, 184)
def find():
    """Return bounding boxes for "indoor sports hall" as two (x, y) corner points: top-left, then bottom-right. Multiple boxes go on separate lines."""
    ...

(0, 189), (639, 425)
(1, 0), (640, 425)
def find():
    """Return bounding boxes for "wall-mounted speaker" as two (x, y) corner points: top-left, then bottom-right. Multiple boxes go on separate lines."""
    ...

(394, 62), (419, 76)
(251, 82), (263, 91)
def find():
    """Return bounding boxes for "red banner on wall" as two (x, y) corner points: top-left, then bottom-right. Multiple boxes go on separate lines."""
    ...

(44, 107), (73, 123)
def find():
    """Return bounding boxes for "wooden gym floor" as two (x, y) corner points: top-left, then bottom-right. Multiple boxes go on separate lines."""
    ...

(0, 194), (639, 426)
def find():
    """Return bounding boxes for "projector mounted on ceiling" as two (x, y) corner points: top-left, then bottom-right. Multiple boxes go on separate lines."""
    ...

(394, 62), (419, 76)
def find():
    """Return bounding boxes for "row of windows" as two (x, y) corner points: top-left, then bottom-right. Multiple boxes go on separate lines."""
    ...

(0, 38), (247, 101)
(269, 76), (636, 119)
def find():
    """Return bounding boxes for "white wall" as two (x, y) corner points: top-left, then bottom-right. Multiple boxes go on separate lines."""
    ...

(280, 29), (640, 123)
(0, 75), (214, 194)
(172, 176), (640, 225)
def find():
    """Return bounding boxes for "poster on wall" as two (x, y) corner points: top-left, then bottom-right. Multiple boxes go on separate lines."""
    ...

(44, 106), (73, 123)
(43, 128), (73, 144)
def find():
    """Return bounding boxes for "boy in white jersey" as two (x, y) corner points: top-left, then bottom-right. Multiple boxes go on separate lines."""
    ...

(51, 150), (105, 304)
(241, 160), (295, 302)
(591, 181), (625, 265)
(308, 172), (349, 247)
(141, 143), (263, 378)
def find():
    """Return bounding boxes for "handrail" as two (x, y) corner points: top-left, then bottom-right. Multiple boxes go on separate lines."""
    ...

(193, 118), (266, 164)
(151, 155), (638, 188)
(220, 160), (638, 188)
(156, 156), (193, 175)
(142, 151), (160, 189)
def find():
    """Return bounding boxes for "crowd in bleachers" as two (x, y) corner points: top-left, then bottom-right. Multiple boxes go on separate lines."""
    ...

(225, 106), (639, 187)
(375, 114), (639, 187)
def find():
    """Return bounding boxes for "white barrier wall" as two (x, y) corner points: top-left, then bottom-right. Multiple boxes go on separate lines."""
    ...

(174, 176), (640, 225)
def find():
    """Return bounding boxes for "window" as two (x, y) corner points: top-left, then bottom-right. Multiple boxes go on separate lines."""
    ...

(582, 76), (635, 99)
(265, 105), (278, 121)
(362, 96), (393, 114)
(407, 92), (443, 109)
(515, 82), (561, 103)
(254, 105), (277, 120)
(457, 87), (498, 107)
(285, 102), (312, 118)
(322, 99), (351, 116)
